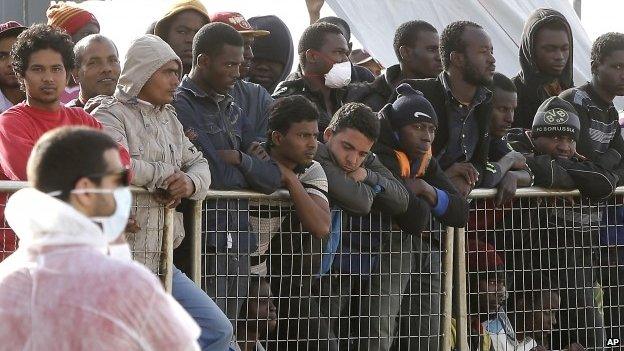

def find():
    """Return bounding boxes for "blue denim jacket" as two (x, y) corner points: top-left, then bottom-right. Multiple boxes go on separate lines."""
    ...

(174, 76), (281, 252)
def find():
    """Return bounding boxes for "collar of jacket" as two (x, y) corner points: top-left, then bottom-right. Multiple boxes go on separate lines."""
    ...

(440, 71), (492, 107)
(179, 75), (233, 106)
(584, 82), (617, 111)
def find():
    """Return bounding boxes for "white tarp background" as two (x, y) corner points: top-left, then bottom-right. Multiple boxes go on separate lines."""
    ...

(326, 0), (591, 84)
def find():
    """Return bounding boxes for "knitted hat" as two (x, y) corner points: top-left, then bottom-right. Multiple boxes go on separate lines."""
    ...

(153, 0), (210, 38)
(210, 12), (269, 37)
(0, 21), (26, 40)
(466, 239), (504, 272)
(46, 3), (99, 36)
(388, 83), (438, 130)
(531, 96), (580, 140)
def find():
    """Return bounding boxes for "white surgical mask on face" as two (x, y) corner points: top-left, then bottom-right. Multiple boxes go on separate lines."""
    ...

(324, 61), (352, 88)
(71, 186), (133, 242)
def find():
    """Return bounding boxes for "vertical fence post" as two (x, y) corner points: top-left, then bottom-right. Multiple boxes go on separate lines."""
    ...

(441, 226), (455, 350)
(453, 227), (468, 350)
(190, 199), (203, 286)
(161, 208), (174, 293)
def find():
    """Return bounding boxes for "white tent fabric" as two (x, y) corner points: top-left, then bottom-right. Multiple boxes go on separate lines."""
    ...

(326, 0), (591, 85)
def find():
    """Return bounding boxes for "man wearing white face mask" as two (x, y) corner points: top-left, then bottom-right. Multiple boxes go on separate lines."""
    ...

(0, 126), (201, 350)
(273, 22), (353, 140)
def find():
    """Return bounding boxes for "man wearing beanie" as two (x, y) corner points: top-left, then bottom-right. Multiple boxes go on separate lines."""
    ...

(47, 2), (101, 104)
(248, 15), (294, 93)
(507, 96), (614, 349)
(211, 12), (273, 142)
(370, 83), (468, 351)
(46, 2), (100, 43)
(153, 0), (210, 75)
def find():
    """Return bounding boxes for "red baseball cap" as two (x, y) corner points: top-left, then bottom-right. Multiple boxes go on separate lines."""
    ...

(209, 12), (269, 37)
(0, 21), (27, 40)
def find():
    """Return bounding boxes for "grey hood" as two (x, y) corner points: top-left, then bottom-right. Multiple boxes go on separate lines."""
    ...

(115, 34), (182, 102)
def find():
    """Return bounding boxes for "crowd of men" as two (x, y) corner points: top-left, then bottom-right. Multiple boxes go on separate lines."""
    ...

(0, 0), (623, 350)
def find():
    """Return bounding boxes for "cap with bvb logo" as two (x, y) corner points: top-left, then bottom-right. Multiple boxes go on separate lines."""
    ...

(532, 96), (580, 140)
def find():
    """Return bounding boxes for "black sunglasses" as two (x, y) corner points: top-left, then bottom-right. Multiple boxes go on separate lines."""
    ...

(82, 166), (131, 187)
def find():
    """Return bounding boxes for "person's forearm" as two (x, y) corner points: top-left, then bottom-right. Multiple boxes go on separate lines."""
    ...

(285, 178), (331, 239)
(496, 153), (516, 174)
(509, 170), (532, 187)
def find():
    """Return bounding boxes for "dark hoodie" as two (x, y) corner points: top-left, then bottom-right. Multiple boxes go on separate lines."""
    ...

(373, 105), (468, 234)
(248, 15), (294, 93)
(512, 8), (574, 129)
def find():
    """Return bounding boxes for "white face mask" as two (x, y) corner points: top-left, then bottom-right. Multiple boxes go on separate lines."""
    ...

(71, 186), (133, 242)
(324, 61), (352, 88)
(108, 243), (133, 262)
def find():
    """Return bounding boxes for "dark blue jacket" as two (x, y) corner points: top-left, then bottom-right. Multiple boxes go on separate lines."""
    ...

(174, 75), (282, 252)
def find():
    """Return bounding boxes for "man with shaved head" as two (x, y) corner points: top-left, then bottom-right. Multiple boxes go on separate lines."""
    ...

(68, 34), (120, 109)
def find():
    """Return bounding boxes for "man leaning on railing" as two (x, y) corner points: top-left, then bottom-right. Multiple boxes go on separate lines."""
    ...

(506, 96), (617, 349)
(313, 102), (409, 350)
(261, 95), (334, 350)
(91, 34), (231, 351)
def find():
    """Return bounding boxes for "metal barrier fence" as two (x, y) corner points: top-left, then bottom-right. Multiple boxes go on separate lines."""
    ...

(461, 187), (624, 351)
(0, 182), (174, 291)
(2, 182), (624, 350)
(196, 190), (454, 351)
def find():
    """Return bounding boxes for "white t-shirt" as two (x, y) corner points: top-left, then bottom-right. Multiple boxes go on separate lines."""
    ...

(249, 161), (328, 275)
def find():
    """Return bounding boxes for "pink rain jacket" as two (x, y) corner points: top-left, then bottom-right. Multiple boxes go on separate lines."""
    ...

(0, 188), (200, 350)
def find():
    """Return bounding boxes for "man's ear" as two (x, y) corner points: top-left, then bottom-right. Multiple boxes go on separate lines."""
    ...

(271, 130), (282, 146)
(590, 59), (598, 76)
(69, 177), (98, 215)
(399, 45), (411, 62)
(323, 128), (333, 143)
(196, 53), (210, 69)
(305, 49), (317, 65)
(449, 51), (463, 69)
(71, 67), (80, 85)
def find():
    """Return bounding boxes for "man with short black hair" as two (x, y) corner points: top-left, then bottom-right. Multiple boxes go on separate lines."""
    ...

(68, 34), (120, 109)
(356, 20), (442, 112)
(560, 32), (624, 182)
(0, 126), (202, 350)
(398, 21), (496, 197)
(315, 102), (409, 350)
(153, 0), (210, 75)
(274, 22), (352, 138)
(0, 24), (105, 182)
(317, 16), (375, 83)
(512, 8), (574, 129)
(0, 21), (26, 113)
(210, 12), (274, 141)
(260, 95), (333, 350)
(173, 22), (281, 324)
(0, 24), (127, 263)
(480, 72), (532, 205)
